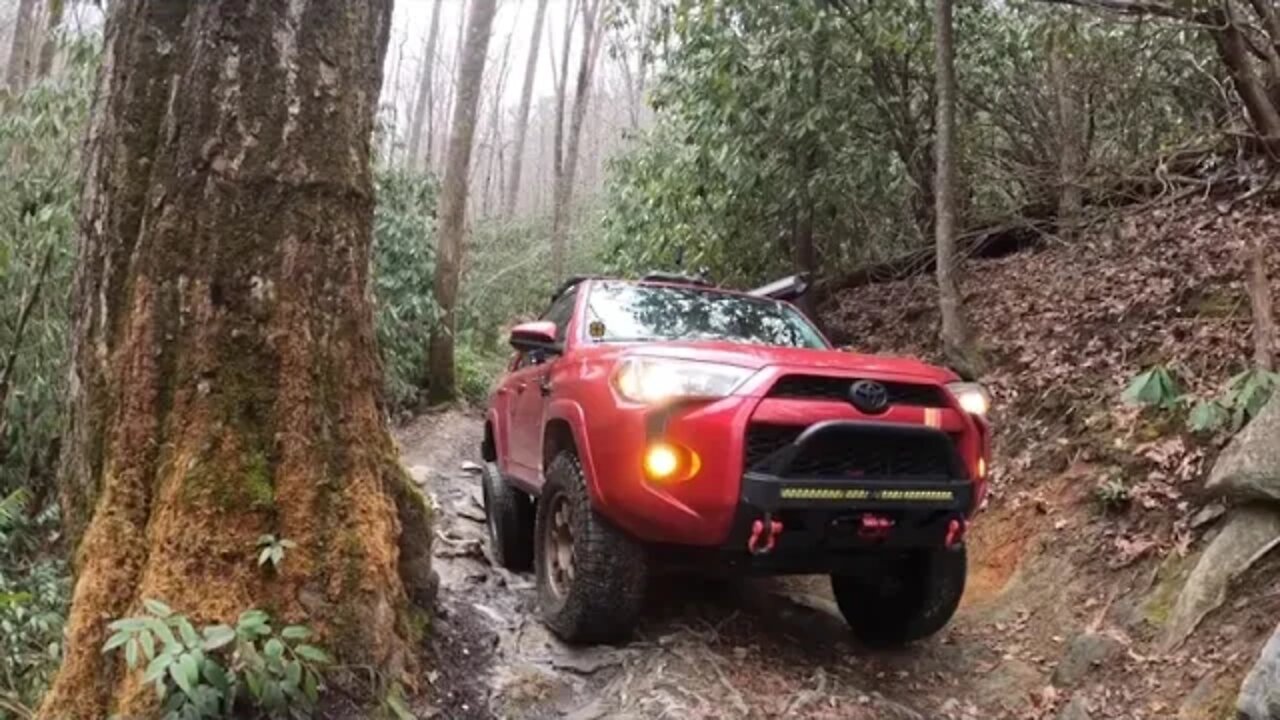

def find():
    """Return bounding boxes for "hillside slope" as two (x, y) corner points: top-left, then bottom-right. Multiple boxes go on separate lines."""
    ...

(822, 200), (1280, 719)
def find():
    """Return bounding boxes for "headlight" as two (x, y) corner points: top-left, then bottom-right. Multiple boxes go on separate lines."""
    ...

(612, 357), (754, 404)
(947, 382), (990, 416)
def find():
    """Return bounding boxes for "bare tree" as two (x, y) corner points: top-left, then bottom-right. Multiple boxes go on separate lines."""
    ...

(610, 0), (656, 131)
(550, 0), (608, 279)
(480, 30), (513, 218)
(1042, 0), (1280, 153)
(1049, 25), (1085, 241)
(407, 0), (445, 172)
(42, 1), (432, 716)
(427, 0), (498, 403)
(504, 0), (550, 218)
(934, 0), (982, 377)
(5, 0), (39, 93)
(36, 0), (65, 79)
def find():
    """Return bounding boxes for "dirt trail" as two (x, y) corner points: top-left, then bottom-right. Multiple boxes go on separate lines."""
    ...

(397, 409), (1060, 720)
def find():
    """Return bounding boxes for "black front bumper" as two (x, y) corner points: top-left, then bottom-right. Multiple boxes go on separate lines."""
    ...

(671, 421), (973, 575)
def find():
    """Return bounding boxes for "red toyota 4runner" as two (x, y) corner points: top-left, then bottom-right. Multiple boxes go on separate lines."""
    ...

(481, 274), (991, 646)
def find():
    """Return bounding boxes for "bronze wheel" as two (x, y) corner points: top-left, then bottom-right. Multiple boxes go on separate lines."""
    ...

(534, 452), (648, 644)
(544, 493), (576, 600)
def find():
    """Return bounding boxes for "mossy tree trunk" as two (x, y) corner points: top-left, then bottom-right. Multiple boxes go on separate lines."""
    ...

(43, 1), (433, 718)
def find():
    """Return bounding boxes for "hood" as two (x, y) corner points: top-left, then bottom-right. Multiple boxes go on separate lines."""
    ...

(622, 341), (957, 383)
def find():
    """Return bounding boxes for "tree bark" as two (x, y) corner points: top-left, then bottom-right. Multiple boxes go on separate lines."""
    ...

(550, 0), (606, 280)
(36, 0), (65, 80)
(5, 0), (39, 93)
(933, 0), (982, 378)
(504, 0), (550, 219)
(1049, 27), (1085, 241)
(426, 0), (497, 404)
(407, 0), (445, 172)
(1244, 219), (1276, 370)
(43, 2), (433, 717)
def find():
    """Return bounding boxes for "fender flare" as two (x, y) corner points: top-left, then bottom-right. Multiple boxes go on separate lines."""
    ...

(544, 399), (606, 507)
(485, 408), (505, 470)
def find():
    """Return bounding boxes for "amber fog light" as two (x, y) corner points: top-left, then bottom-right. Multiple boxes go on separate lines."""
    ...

(643, 442), (700, 484)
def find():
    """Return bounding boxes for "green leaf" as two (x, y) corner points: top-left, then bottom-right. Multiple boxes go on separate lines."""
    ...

(144, 599), (174, 618)
(109, 618), (148, 633)
(146, 617), (178, 649)
(143, 653), (174, 684)
(201, 624), (236, 651)
(303, 670), (319, 704)
(201, 660), (230, 693)
(1123, 366), (1181, 409)
(126, 638), (140, 669)
(139, 628), (157, 659)
(258, 534), (276, 547)
(281, 625), (311, 641)
(265, 638), (285, 659)
(102, 631), (131, 654)
(168, 654), (194, 695)
(1188, 400), (1227, 433)
(176, 617), (200, 649)
(258, 547), (273, 567)
(285, 659), (302, 687)
(294, 644), (331, 664)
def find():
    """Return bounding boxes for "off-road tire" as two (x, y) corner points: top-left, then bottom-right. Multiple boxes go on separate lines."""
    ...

(482, 461), (534, 571)
(535, 452), (647, 644)
(831, 545), (966, 648)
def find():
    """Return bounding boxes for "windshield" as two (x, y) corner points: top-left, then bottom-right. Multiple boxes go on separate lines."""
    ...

(584, 282), (828, 349)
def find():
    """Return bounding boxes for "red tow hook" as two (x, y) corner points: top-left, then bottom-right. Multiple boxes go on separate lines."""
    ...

(858, 514), (895, 540)
(748, 516), (784, 555)
(945, 517), (967, 548)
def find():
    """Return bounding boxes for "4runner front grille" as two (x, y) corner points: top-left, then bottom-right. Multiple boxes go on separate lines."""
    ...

(767, 375), (947, 408)
(743, 423), (957, 480)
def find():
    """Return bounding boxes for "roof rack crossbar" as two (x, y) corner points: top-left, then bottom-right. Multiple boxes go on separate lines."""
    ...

(640, 271), (713, 287)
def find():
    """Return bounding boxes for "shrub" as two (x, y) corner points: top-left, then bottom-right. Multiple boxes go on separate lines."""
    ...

(103, 602), (330, 720)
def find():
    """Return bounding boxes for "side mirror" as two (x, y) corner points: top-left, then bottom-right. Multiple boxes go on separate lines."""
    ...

(509, 321), (561, 354)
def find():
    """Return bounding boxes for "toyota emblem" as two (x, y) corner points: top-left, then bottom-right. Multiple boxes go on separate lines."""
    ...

(849, 380), (890, 414)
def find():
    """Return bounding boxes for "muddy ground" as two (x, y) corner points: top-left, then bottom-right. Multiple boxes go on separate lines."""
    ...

(396, 409), (1098, 720)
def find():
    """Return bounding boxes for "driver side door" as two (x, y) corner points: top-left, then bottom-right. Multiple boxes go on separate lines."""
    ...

(506, 289), (577, 484)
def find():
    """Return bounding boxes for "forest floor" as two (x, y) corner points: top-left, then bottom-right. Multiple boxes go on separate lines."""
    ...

(397, 409), (1084, 720)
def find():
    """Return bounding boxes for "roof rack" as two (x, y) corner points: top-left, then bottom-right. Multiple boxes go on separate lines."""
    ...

(747, 273), (810, 302)
(640, 271), (713, 287)
(550, 275), (602, 302)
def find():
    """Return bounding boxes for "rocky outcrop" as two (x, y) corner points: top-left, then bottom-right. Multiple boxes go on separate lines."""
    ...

(1207, 395), (1280, 502)
(1239, 624), (1280, 720)
(1161, 506), (1280, 651)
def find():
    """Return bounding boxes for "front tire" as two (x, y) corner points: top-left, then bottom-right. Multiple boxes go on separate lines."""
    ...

(831, 545), (966, 648)
(535, 452), (647, 644)
(482, 461), (534, 571)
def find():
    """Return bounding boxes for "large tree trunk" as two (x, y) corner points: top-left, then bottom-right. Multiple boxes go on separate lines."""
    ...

(42, 2), (433, 717)
(504, 0), (550, 219)
(407, 0), (444, 172)
(426, 0), (497, 404)
(5, 0), (39, 93)
(550, 0), (606, 280)
(933, 0), (982, 378)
